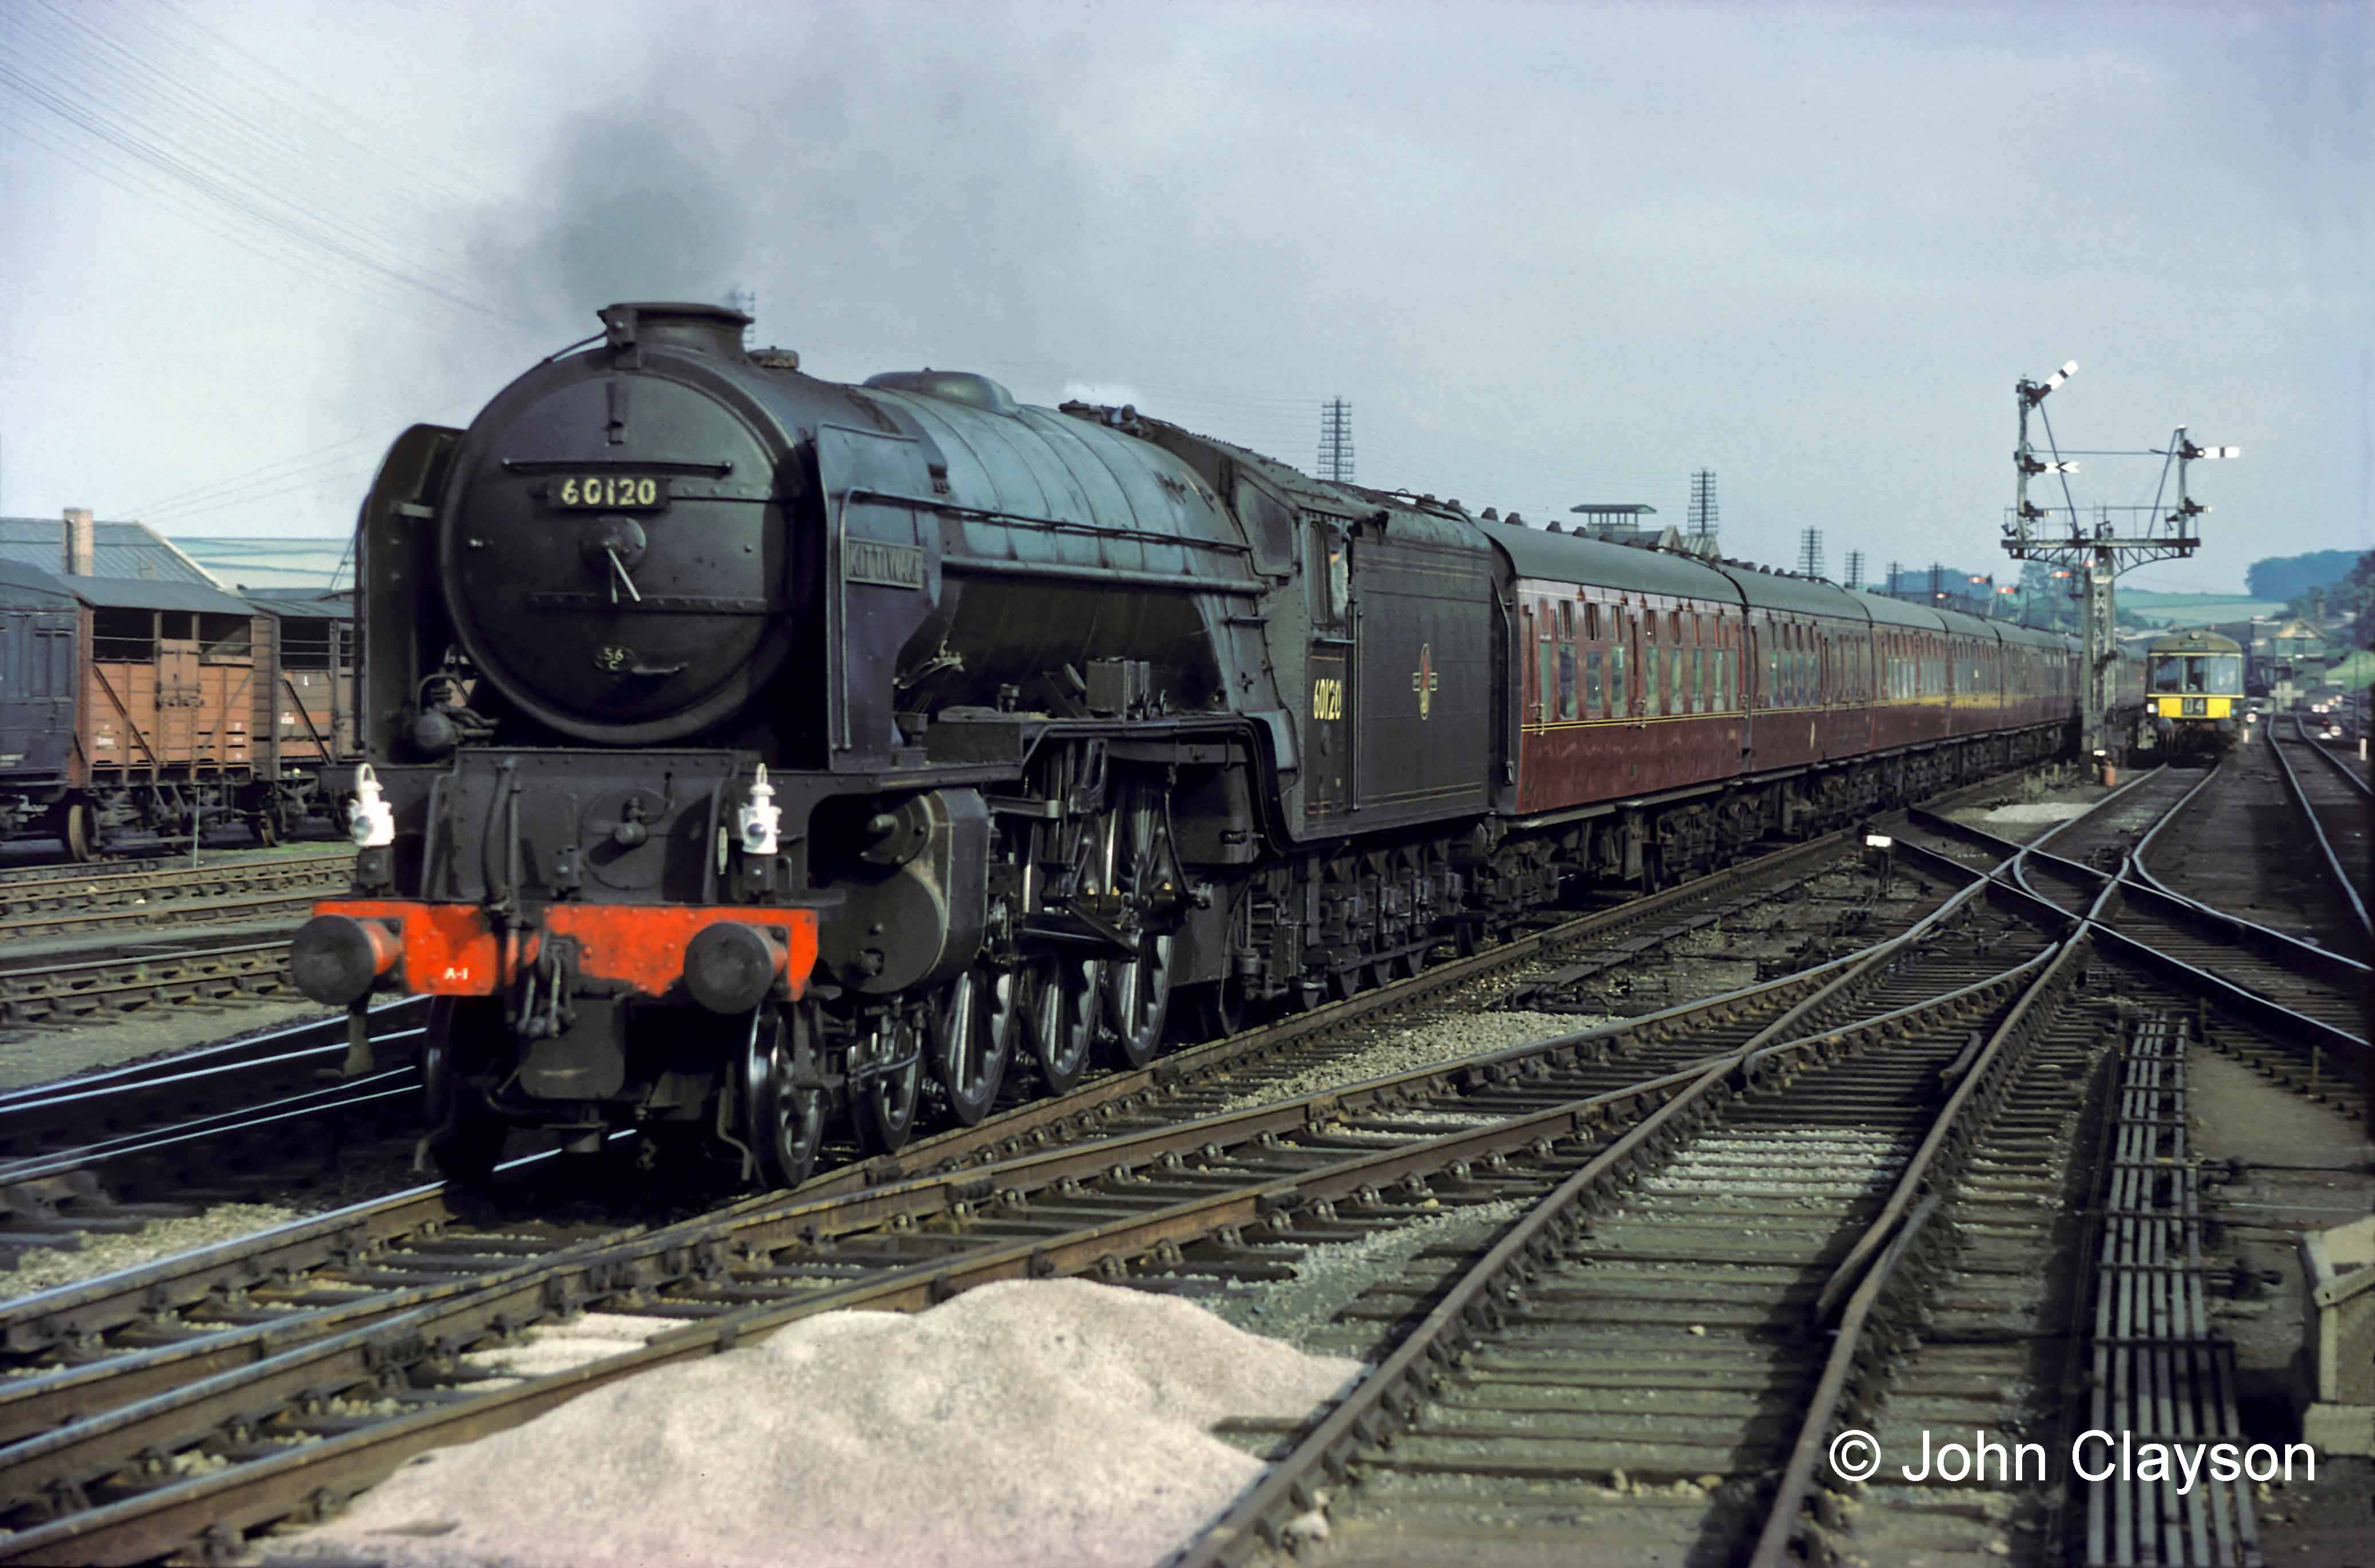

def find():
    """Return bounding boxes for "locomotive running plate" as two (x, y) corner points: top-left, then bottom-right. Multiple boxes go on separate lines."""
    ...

(548, 475), (670, 509)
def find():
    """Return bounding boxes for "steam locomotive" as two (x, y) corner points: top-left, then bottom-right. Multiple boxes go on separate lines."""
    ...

(293, 301), (2091, 1188)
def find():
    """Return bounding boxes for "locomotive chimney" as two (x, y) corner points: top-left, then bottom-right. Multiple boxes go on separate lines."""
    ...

(62, 507), (95, 576)
(598, 301), (752, 359)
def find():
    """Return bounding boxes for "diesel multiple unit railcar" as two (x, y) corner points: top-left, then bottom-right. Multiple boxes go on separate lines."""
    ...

(294, 301), (2098, 1188)
(0, 560), (355, 858)
(2143, 627), (2244, 757)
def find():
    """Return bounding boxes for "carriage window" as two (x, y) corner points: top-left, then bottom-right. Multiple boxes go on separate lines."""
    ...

(1537, 638), (1556, 723)
(1524, 606), (1539, 719)
(1585, 602), (1598, 641)
(1692, 648), (1705, 711)
(1668, 647), (1683, 714)
(92, 608), (156, 662)
(1559, 601), (1574, 640)
(1558, 641), (1578, 720)
(1611, 640), (1629, 718)
(198, 613), (253, 663)
(1586, 649), (1605, 714)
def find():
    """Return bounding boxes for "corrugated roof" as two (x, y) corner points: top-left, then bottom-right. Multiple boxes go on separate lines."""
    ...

(175, 535), (353, 593)
(0, 517), (219, 587)
(242, 591), (354, 621)
(0, 559), (77, 607)
(66, 576), (257, 615)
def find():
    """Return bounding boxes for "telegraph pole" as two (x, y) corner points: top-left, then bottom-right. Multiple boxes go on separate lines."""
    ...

(1318, 399), (1355, 483)
(1844, 550), (1866, 590)
(1688, 470), (1719, 550)
(1798, 529), (1824, 579)
(2000, 360), (2234, 757)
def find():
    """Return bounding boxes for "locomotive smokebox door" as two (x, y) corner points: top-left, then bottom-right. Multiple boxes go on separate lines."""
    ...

(1306, 520), (1354, 822)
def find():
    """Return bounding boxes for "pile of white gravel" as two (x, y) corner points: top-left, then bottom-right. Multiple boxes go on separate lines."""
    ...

(1218, 1008), (1610, 1112)
(278, 1279), (1360, 1568)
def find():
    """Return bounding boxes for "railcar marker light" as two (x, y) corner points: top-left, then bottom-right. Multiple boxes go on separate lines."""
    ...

(350, 763), (396, 849)
(1864, 834), (1893, 850)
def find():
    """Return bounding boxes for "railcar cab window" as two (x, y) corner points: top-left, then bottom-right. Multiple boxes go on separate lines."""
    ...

(2151, 655), (2242, 695)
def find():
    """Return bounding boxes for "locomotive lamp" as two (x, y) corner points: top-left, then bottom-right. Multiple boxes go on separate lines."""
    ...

(739, 765), (782, 857)
(349, 763), (395, 848)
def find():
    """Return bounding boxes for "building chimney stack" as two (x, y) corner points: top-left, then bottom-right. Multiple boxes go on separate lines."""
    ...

(62, 509), (96, 576)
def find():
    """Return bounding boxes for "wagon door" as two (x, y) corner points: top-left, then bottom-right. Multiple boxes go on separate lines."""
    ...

(0, 611), (27, 775)
(1304, 517), (1354, 824)
(158, 612), (200, 762)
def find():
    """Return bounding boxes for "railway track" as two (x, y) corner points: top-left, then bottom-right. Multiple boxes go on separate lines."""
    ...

(0, 846), (348, 892)
(0, 829), (1877, 1287)
(0, 849), (351, 930)
(0, 1003), (431, 1266)
(0, 818), (1924, 1274)
(0, 767), (2311, 1563)
(1178, 851), (2103, 1565)
(0, 928), (301, 1028)
(2135, 732), (2356, 953)
(0, 901), (2022, 1563)
(0, 796), (2055, 1563)
(2274, 715), (2372, 941)
(1178, 797), (2268, 1567)
(1894, 766), (2369, 1122)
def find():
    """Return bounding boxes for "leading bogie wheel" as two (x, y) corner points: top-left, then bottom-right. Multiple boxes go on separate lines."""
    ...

(421, 998), (512, 1186)
(740, 1004), (825, 1189)
(850, 1007), (925, 1155)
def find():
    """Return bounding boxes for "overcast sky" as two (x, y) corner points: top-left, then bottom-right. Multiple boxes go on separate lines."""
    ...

(1, 0), (2366, 593)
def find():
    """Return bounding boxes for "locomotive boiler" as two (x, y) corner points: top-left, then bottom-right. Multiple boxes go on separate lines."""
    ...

(296, 301), (2089, 1189)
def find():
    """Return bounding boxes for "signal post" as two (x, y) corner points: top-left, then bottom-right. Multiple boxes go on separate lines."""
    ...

(1999, 361), (2236, 758)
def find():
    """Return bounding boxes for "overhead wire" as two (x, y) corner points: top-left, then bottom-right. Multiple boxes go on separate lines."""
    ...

(0, 1), (537, 335)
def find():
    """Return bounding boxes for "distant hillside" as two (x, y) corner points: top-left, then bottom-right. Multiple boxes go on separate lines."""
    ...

(2114, 591), (2284, 627)
(2244, 550), (2358, 601)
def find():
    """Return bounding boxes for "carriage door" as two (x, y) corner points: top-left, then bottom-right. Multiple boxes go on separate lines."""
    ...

(1306, 517), (1354, 822)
